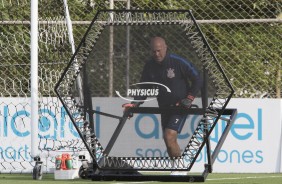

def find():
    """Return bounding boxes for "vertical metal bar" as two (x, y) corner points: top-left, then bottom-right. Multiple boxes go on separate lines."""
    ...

(109, 0), (114, 97)
(30, 0), (39, 158)
(276, 64), (281, 98)
(82, 63), (95, 147)
(125, 0), (131, 94)
(202, 67), (212, 172)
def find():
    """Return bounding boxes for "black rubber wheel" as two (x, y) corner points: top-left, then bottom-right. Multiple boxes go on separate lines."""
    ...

(32, 163), (43, 180)
(78, 165), (88, 179)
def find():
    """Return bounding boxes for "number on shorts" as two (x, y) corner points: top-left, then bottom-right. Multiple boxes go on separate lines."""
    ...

(175, 118), (179, 124)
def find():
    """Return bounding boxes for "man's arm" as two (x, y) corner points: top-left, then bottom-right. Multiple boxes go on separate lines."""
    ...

(179, 58), (203, 108)
(182, 61), (203, 97)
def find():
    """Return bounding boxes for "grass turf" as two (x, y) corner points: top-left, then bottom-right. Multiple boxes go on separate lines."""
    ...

(0, 173), (282, 184)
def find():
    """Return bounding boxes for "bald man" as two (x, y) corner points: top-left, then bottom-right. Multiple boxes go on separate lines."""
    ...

(150, 37), (167, 63)
(123, 36), (202, 174)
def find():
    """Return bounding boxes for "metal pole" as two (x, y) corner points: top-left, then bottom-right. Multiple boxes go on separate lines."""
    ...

(30, 0), (39, 158)
(126, 0), (131, 94)
(202, 68), (212, 172)
(109, 0), (114, 97)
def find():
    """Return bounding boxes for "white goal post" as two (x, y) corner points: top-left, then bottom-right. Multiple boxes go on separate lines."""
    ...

(30, 0), (39, 159)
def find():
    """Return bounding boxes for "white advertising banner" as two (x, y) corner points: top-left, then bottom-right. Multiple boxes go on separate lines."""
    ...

(0, 98), (281, 173)
(92, 98), (282, 173)
(191, 99), (282, 173)
(0, 97), (81, 172)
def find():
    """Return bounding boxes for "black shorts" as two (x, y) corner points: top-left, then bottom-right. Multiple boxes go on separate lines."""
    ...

(161, 113), (187, 133)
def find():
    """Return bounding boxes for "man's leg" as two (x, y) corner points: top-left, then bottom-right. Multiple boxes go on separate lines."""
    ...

(162, 114), (188, 175)
(163, 128), (181, 157)
(164, 128), (187, 175)
(162, 114), (187, 157)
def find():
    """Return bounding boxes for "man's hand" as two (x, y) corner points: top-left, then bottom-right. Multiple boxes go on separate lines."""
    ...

(122, 103), (137, 119)
(178, 95), (195, 109)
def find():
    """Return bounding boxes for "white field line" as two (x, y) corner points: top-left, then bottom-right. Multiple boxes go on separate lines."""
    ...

(207, 175), (282, 181)
(115, 182), (153, 184)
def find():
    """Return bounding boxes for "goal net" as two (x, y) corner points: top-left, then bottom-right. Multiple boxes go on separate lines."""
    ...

(0, 0), (86, 173)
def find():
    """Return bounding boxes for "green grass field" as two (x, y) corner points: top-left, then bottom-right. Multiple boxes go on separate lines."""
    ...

(0, 173), (282, 184)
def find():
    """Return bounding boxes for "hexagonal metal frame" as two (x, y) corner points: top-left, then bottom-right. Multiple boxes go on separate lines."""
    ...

(55, 10), (237, 182)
